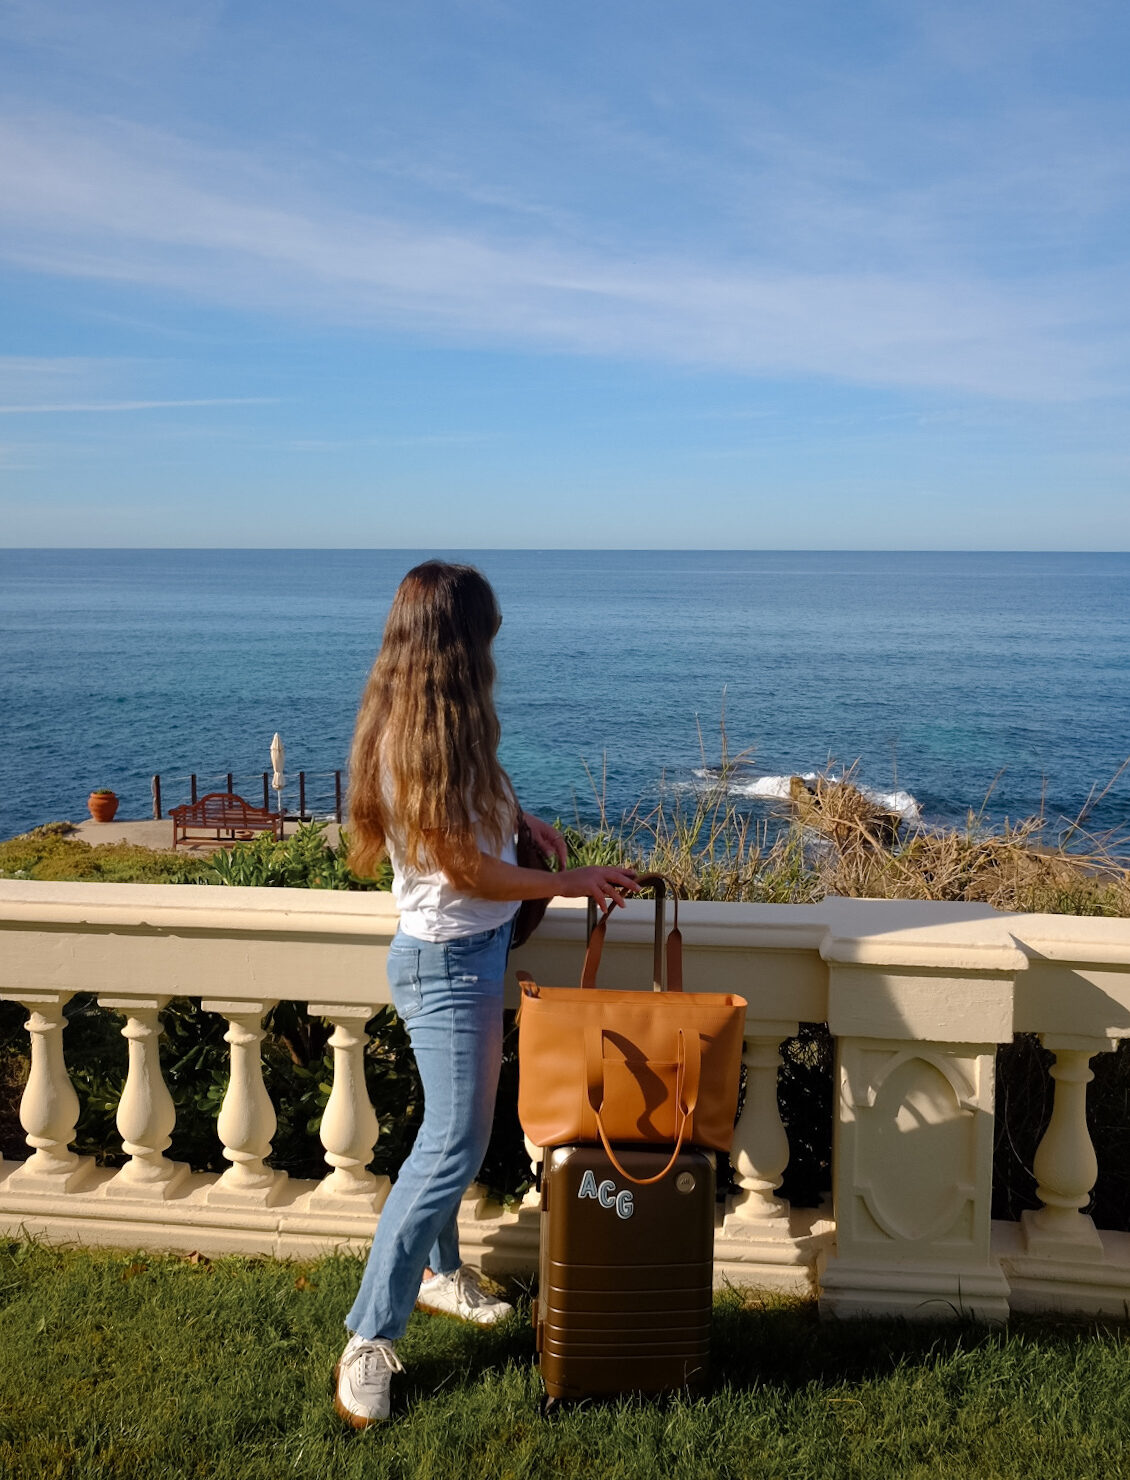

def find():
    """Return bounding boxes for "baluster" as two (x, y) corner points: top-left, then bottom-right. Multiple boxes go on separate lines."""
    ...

(97, 996), (189, 1199)
(1021, 1033), (1116, 1258)
(306, 1004), (386, 1208)
(6, 995), (95, 1192)
(201, 999), (286, 1206)
(726, 1023), (797, 1235)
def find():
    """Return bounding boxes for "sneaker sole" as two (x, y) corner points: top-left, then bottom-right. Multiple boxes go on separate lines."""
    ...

(332, 1360), (388, 1428)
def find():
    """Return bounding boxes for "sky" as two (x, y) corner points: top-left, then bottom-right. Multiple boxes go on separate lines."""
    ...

(1, 0), (1128, 548)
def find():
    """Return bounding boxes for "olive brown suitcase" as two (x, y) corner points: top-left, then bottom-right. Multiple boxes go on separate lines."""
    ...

(533, 1143), (715, 1403)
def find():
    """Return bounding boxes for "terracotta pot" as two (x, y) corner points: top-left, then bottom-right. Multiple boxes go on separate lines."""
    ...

(88, 792), (119, 822)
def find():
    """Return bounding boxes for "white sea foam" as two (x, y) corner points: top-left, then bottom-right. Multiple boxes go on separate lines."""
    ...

(692, 768), (921, 821)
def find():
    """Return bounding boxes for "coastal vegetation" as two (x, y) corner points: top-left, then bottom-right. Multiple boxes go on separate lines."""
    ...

(0, 822), (213, 883)
(4, 759), (1127, 913)
(563, 765), (1130, 917)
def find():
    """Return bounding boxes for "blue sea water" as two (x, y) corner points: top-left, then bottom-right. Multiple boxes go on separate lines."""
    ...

(1, 549), (1128, 845)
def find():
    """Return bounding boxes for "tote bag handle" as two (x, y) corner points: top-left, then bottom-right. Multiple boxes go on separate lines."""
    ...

(582, 873), (683, 993)
(583, 1025), (702, 1185)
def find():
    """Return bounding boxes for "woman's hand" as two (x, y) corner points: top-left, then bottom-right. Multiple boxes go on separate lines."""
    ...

(556, 864), (639, 914)
(521, 812), (568, 870)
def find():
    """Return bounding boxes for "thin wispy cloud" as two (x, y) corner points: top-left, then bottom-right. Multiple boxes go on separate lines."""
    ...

(285, 433), (493, 450)
(0, 110), (1123, 402)
(0, 356), (135, 391)
(0, 444), (40, 470)
(0, 397), (278, 415)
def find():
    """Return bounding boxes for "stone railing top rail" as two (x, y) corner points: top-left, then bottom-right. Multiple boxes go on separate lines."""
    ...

(3, 882), (1130, 1039)
(2, 878), (1130, 961)
(0, 879), (401, 935)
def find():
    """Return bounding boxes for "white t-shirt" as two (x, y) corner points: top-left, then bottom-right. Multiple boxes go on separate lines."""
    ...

(387, 812), (520, 943)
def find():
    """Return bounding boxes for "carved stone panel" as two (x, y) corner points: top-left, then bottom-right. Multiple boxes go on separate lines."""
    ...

(836, 1039), (996, 1266)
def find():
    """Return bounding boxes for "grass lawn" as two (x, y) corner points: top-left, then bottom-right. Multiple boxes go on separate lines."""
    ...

(0, 1243), (1127, 1479)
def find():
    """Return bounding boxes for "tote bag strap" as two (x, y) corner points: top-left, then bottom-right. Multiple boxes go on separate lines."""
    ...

(583, 1025), (702, 1185)
(581, 873), (683, 993)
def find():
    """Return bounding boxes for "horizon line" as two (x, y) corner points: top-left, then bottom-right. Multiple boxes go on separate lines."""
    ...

(1, 546), (1128, 557)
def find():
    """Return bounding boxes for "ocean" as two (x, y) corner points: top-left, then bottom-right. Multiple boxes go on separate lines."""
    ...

(1, 549), (1128, 845)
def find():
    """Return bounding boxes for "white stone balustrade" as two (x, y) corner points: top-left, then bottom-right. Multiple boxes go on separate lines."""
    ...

(1, 880), (1129, 1313)
(203, 999), (286, 1206)
(730, 1028), (795, 1221)
(721, 1022), (823, 1295)
(307, 1003), (386, 1209)
(97, 995), (189, 1198)
(1025, 1035), (1110, 1251)
(4, 994), (94, 1193)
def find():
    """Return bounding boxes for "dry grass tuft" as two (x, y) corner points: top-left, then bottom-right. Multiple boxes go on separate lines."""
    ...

(824, 817), (1130, 914)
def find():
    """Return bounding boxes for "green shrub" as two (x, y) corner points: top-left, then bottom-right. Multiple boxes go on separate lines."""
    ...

(204, 821), (391, 890)
(0, 823), (211, 884)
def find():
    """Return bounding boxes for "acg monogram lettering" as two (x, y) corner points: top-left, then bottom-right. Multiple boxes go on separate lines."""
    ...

(577, 1168), (634, 1220)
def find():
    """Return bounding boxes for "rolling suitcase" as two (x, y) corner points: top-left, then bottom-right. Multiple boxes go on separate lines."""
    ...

(533, 1143), (716, 1404)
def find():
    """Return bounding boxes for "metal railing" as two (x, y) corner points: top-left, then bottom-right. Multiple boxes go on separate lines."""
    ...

(150, 771), (345, 823)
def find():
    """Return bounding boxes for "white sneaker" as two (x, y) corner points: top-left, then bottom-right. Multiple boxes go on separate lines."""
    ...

(415, 1266), (514, 1325)
(333, 1333), (403, 1427)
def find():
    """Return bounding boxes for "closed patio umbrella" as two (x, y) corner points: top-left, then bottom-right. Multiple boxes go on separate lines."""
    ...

(270, 732), (285, 832)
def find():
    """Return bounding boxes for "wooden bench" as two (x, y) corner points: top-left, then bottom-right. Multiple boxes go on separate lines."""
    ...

(170, 792), (283, 849)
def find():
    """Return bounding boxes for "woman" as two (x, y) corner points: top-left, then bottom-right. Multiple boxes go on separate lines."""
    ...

(335, 560), (637, 1427)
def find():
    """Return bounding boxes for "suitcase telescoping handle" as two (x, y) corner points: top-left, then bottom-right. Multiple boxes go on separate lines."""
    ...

(583, 872), (682, 993)
(584, 1024), (702, 1185)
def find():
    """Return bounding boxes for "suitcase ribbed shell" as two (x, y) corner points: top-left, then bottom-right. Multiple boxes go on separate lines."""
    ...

(535, 1144), (715, 1400)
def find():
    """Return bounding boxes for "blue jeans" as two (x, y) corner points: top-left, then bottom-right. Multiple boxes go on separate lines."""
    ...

(345, 920), (511, 1341)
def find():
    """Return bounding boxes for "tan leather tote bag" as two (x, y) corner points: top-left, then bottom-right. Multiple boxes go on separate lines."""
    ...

(516, 875), (747, 1185)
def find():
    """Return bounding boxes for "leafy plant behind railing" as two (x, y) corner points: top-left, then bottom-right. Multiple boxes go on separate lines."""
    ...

(204, 821), (391, 891)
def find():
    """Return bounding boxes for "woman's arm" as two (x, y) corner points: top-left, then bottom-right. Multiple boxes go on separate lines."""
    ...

(447, 852), (639, 913)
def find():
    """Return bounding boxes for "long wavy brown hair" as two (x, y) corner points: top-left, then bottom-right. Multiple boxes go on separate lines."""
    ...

(348, 561), (517, 881)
